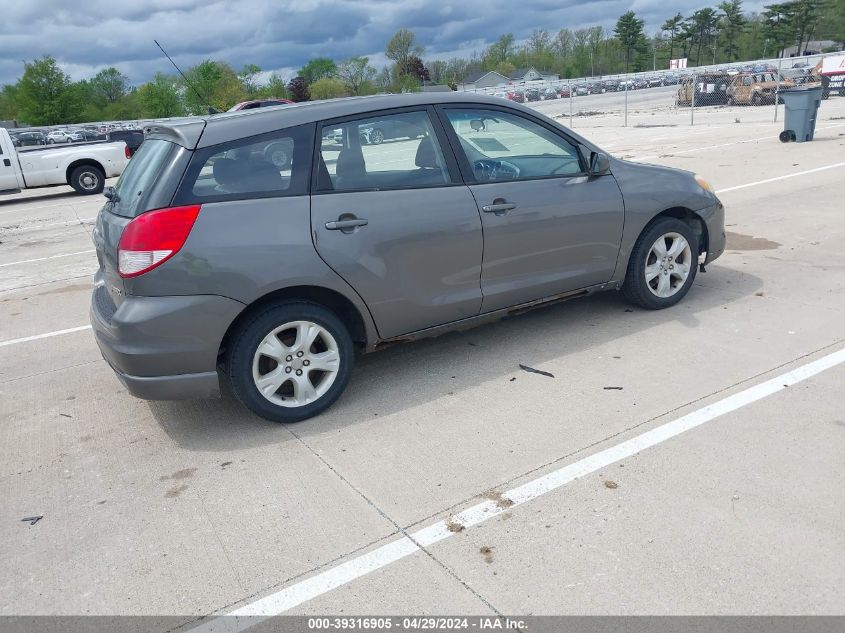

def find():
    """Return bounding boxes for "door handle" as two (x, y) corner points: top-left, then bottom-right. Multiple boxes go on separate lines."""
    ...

(481, 200), (516, 215)
(2, 158), (10, 167)
(325, 218), (368, 231)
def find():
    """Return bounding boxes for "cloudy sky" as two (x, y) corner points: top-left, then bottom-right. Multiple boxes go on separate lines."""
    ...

(0, 0), (767, 86)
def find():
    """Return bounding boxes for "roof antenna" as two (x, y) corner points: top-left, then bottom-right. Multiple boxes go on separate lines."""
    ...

(154, 39), (219, 115)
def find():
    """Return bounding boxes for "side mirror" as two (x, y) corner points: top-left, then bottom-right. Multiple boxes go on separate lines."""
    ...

(470, 119), (485, 132)
(588, 152), (611, 176)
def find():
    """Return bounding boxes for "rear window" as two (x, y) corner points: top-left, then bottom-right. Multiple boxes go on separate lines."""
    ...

(173, 123), (313, 204)
(110, 139), (178, 218)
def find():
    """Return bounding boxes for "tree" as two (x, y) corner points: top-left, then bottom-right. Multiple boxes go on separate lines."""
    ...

(257, 73), (289, 99)
(337, 56), (376, 95)
(661, 13), (685, 62)
(615, 11), (646, 72)
(299, 58), (337, 85)
(0, 84), (19, 120)
(182, 60), (246, 113)
(386, 28), (423, 75)
(136, 73), (184, 118)
(688, 8), (721, 65)
(287, 76), (310, 102)
(239, 64), (262, 96)
(405, 55), (430, 82)
(309, 77), (346, 100)
(719, 1), (747, 61)
(790, 0), (825, 55)
(762, 3), (796, 57)
(90, 67), (129, 104)
(16, 56), (82, 125)
(487, 34), (515, 63)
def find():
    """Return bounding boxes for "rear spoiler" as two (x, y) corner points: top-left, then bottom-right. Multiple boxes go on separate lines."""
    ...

(144, 119), (207, 150)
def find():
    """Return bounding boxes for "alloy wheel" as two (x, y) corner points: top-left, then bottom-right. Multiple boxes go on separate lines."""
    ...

(644, 232), (692, 298)
(251, 320), (340, 408)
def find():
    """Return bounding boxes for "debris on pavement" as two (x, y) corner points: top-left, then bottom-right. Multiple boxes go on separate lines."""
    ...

(603, 386), (624, 390)
(484, 490), (515, 509)
(21, 516), (42, 525)
(480, 545), (495, 563)
(446, 517), (465, 533)
(518, 364), (554, 378)
(604, 480), (619, 489)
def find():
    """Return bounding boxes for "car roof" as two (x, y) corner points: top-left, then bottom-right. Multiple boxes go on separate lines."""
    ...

(145, 92), (545, 149)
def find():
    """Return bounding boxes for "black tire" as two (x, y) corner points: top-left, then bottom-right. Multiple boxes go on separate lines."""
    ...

(369, 128), (385, 144)
(779, 130), (795, 143)
(622, 217), (699, 310)
(69, 164), (105, 195)
(226, 301), (354, 423)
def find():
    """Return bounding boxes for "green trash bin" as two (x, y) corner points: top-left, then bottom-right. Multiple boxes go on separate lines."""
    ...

(779, 86), (822, 143)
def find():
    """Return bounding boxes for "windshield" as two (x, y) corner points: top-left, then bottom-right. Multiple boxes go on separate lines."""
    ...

(111, 139), (177, 218)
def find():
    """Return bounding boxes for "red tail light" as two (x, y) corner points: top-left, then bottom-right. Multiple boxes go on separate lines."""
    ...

(124, 145), (131, 159)
(118, 205), (201, 278)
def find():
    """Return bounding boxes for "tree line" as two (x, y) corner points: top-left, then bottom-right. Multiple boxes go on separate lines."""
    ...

(1, 0), (842, 126)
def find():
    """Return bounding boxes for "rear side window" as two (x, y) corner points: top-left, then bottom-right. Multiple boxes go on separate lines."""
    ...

(315, 111), (449, 192)
(175, 123), (313, 204)
(111, 139), (177, 218)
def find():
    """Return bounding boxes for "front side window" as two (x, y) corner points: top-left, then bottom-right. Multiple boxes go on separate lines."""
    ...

(444, 108), (583, 181)
(316, 111), (449, 192)
(179, 124), (312, 202)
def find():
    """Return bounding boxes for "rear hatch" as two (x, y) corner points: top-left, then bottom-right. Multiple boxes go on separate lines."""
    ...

(93, 137), (194, 313)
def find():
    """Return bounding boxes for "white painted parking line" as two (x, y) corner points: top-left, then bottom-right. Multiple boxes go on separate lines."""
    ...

(629, 124), (845, 162)
(0, 219), (96, 234)
(0, 325), (92, 348)
(716, 161), (845, 194)
(0, 249), (95, 268)
(191, 345), (845, 630)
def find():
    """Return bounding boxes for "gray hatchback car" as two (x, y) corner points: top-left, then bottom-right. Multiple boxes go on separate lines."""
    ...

(91, 93), (725, 422)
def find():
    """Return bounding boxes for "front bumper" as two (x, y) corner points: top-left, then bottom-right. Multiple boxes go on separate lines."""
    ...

(91, 285), (244, 400)
(696, 199), (726, 264)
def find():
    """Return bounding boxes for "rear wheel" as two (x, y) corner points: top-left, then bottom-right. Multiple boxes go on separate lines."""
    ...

(69, 165), (105, 195)
(369, 128), (385, 144)
(623, 218), (699, 310)
(227, 302), (354, 423)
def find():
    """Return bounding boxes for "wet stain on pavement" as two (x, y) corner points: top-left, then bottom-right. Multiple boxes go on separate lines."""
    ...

(726, 231), (780, 251)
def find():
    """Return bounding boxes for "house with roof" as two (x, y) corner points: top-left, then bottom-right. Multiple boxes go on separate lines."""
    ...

(508, 67), (560, 83)
(457, 70), (510, 91)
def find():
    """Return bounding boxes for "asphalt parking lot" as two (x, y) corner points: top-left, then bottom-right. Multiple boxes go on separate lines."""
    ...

(2, 97), (844, 627)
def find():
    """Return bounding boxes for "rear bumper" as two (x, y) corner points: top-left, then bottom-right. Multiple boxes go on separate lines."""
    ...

(91, 286), (244, 400)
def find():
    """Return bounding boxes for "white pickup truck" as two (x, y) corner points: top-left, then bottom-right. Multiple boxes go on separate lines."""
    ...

(0, 127), (129, 196)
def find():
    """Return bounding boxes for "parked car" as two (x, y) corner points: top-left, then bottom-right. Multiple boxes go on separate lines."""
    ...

(603, 80), (619, 92)
(10, 131), (47, 147)
(558, 85), (572, 98)
(676, 73), (732, 106)
(227, 98), (294, 111)
(726, 72), (794, 105)
(89, 92), (725, 422)
(646, 75), (663, 88)
(0, 127), (129, 195)
(617, 80), (635, 91)
(541, 87), (559, 100)
(524, 88), (542, 102)
(359, 118), (425, 144)
(573, 83), (590, 96)
(506, 89), (525, 103)
(79, 129), (108, 141)
(633, 78), (649, 90)
(108, 129), (145, 157)
(46, 130), (73, 144)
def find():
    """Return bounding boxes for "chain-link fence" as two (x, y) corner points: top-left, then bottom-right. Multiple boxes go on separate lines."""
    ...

(459, 52), (843, 129)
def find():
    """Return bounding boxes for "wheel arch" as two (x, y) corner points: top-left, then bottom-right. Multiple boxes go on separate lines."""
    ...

(219, 285), (370, 362)
(65, 159), (105, 185)
(643, 206), (708, 257)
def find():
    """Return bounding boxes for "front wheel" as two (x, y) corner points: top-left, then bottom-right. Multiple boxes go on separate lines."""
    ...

(369, 128), (385, 144)
(623, 218), (699, 310)
(227, 302), (354, 422)
(69, 164), (105, 195)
